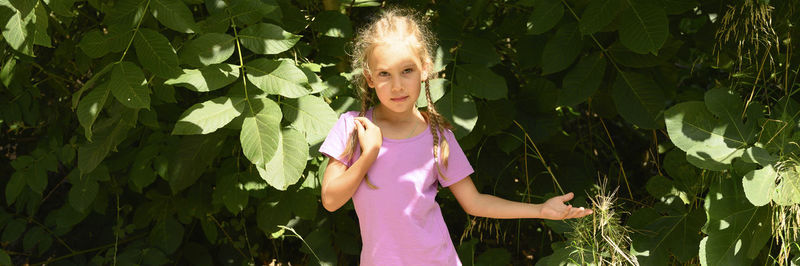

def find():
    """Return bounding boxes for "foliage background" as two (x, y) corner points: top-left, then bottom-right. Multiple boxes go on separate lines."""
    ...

(0, 0), (798, 265)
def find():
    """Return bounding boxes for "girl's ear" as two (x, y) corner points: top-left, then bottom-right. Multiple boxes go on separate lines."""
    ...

(363, 69), (375, 88)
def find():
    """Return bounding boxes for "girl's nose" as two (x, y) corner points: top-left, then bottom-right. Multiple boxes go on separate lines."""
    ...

(391, 78), (403, 92)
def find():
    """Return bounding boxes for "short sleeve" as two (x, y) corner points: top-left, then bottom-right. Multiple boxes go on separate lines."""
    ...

(319, 112), (357, 167)
(437, 129), (474, 187)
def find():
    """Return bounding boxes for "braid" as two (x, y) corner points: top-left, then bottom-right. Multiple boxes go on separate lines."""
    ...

(424, 80), (452, 180)
(340, 80), (379, 189)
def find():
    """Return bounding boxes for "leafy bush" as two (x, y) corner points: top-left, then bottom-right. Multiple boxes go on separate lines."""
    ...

(0, 0), (798, 265)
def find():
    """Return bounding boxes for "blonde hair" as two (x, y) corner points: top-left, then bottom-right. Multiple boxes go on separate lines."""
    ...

(342, 8), (452, 189)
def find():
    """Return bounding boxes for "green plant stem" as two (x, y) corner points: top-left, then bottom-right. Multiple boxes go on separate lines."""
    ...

(118, 0), (151, 63)
(229, 9), (255, 117)
(512, 120), (565, 194)
(278, 225), (322, 264)
(208, 215), (248, 259)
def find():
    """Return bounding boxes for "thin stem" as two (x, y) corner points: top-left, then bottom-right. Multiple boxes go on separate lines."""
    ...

(208, 215), (247, 259)
(32, 234), (145, 265)
(512, 120), (565, 194)
(118, 0), (151, 63)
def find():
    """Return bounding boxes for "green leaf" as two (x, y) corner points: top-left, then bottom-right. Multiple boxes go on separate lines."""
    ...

(631, 208), (705, 265)
(179, 33), (236, 67)
(541, 23), (582, 75)
(281, 95), (338, 145)
(72, 63), (115, 109)
(246, 58), (310, 98)
(240, 97), (282, 167)
(618, 0), (668, 54)
(228, 0), (280, 26)
(134, 28), (182, 78)
(6, 172), (26, 205)
(742, 164), (776, 206)
(459, 37), (500, 67)
(559, 52), (606, 106)
(1, 218), (26, 243)
(475, 248), (511, 266)
(104, 0), (147, 29)
(129, 145), (159, 193)
(168, 133), (226, 193)
(33, 3), (50, 48)
(579, 0), (624, 34)
(213, 173), (249, 214)
(78, 108), (136, 175)
(0, 249), (11, 266)
(699, 176), (771, 266)
(455, 65), (507, 100)
(49, 0), (77, 17)
(2, 0), (35, 55)
(526, 0), (563, 35)
(149, 217), (183, 254)
(68, 174), (99, 213)
(612, 71), (665, 129)
(239, 23), (301, 55)
(256, 128), (307, 190)
(110, 62), (150, 110)
(773, 164), (800, 206)
(165, 64), (240, 92)
(436, 86), (478, 139)
(150, 0), (196, 33)
(78, 30), (110, 58)
(77, 81), (112, 141)
(416, 79), (447, 108)
(312, 11), (353, 38)
(172, 96), (246, 135)
(664, 89), (756, 170)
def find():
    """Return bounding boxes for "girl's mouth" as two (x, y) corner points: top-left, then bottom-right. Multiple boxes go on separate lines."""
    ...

(391, 96), (409, 102)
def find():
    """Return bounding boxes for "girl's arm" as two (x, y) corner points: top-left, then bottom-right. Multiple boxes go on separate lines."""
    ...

(449, 176), (593, 220)
(321, 117), (381, 212)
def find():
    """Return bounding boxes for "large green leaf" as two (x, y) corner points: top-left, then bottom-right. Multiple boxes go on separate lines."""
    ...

(32, 2), (49, 48)
(416, 78), (447, 108)
(281, 95), (338, 145)
(148, 217), (183, 254)
(150, 0), (196, 33)
(436, 85), (478, 139)
(455, 64), (507, 100)
(699, 176), (771, 266)
(541, 23), (582, 75)
(110, 61), (150, 110)
(1, 0), (35, 55)
(179, 33), (236, 67)
(228, 0), (281, 26)
(168, 133), (226, 193)
(559, 52), (606, 106)
(77, 81), (112, 141)
(742, 164), (776, 206)
(72, 63), (115, 109)
(240, 97), (282, 167)
(579, 0), (624, 34)
(78, 30), (110, 58)
(526, 0), (563, 35)
(664, 89), (758, 170)
(134, 28), (182, 78)
(164, 64), (240, 92)
(172, 96), (246, 135)
(68, 171), (99, 213)
(256, 128), (308, 190)
(618, 0), (668, 54)
(6, 172), (25, 206)
(239, 23), (300, 55)
(312, 11), (353, 38)
(612, 71), (665, 129)
(246, 59), (310, 98)
(104, 0), (147, 28)
(631, 208), (705, 265)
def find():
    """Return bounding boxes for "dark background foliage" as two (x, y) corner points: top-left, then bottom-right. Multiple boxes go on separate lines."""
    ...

(0, 0), (798, 265)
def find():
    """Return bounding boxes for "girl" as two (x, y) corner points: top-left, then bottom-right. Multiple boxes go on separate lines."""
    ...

(319, 8), (593, 265)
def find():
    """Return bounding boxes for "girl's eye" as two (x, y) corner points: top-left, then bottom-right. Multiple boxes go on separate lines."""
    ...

(378, 71), (390, 77)
(402, 68), (414, 74)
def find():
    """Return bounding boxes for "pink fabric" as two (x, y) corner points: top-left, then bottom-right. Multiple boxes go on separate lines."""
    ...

(319, 109), (473, 266)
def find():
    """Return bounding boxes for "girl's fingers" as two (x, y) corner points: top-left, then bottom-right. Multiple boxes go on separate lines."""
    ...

(559, 192), (574, 202)
(354, 119), (365, 135)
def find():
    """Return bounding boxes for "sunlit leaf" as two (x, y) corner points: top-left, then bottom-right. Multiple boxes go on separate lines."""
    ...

(239, 23), (300, 55)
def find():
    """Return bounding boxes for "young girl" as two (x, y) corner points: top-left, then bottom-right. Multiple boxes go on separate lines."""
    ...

(319, 9), (593, 265)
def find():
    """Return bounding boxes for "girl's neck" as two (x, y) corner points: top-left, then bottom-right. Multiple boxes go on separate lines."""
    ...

(373, 104), (419, 124)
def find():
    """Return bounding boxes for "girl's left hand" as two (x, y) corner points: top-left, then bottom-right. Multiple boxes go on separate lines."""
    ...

(539, 192), (593, 220)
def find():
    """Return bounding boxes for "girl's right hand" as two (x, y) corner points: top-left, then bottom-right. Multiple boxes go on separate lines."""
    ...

(354, 117), (382, 155)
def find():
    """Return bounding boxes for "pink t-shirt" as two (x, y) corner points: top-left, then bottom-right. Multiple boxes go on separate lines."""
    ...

(319, 109), (474, 266)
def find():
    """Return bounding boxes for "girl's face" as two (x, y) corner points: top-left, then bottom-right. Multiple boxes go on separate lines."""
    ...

(365, 42), (427, 115)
